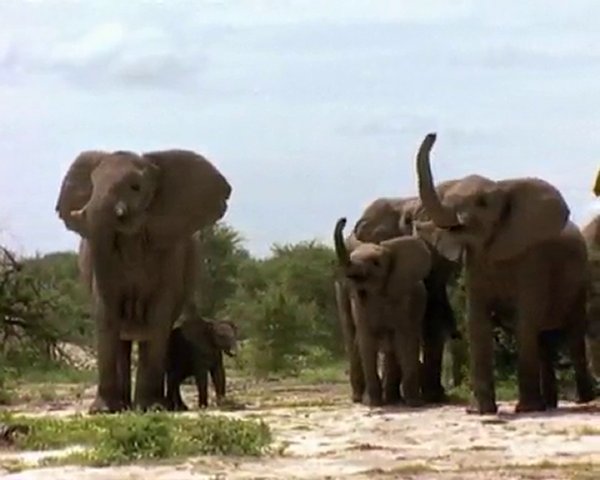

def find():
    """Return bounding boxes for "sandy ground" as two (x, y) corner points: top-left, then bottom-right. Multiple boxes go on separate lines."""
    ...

(0, 382), (599, 479)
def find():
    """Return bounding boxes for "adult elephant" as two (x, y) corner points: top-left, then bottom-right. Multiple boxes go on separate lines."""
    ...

(413, 133), (595, 414)
(334, 218), (432, 407)
(582, 216), (600, 378)
(351, 196), (461, 402)
(56, 149), (231, 413)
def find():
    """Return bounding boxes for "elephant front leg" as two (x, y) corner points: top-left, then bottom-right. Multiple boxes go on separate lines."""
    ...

(135, 339), (169, 411)
(90, 302), (124, 414)
(539, 340), (558, 410)
(195, 369), (209, 408)
(117, 340), (132, 410)
(514, 328), (545, 412)
(421, 330), (446, 403)
(349, 342), (366, 403)
(466, 289), (497, 414)
(210, 357), (227, 406)
(382, 350), (402, 405)
(356, 329), (382, 407)
(395, 328), (422, 407)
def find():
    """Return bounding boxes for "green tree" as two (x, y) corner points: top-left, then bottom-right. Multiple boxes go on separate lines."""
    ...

(193, 223), (251, 319)
(224, 283), (319, 376)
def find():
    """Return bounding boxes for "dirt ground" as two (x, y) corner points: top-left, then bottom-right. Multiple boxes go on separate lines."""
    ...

(0, 381), (599, 480)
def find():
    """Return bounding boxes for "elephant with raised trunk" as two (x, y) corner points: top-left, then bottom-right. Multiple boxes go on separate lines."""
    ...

(582, 216), (600, 379)
(413, 133), (595, 414)
(334, 217), (431, 407)
(350, 195), (461, 402)
(56, 149), (231, 413)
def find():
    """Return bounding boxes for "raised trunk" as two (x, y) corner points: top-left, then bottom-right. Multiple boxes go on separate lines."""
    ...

(416, 133), (459, 228)
(334, 218), (351, 267)
(594, 169), (600, 197)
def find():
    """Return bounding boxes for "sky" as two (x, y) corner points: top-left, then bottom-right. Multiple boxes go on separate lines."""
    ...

(1, 0), (599, 258)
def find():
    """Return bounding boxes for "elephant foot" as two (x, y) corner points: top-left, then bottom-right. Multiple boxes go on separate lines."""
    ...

(383, 385), (402, 405)
(382, 394), (403, 406)
(575, 389), (595, 404)
(466, 398), (498, 415)
(515, 399), (546, 413)
(575, 379), (596, 404)
(422, 388), (449, 404)
(351, 394), (363, 404)
(89, 395), (124, 415)
(134, 398), (167, 413)
(362, 392), (383, 408)
(404, 397), (424, 408)
(167, 400), (189, 412)
(542, 394), (558, 410)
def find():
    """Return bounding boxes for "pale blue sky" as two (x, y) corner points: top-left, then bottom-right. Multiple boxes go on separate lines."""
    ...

(1, 0), (599, 257)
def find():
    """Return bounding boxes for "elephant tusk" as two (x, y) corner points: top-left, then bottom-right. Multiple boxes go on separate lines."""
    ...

(115, 201), (127, 218)
(69, 207), (86, 220)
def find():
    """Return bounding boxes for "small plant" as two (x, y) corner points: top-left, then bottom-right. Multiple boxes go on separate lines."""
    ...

(0, 411), (272, 467)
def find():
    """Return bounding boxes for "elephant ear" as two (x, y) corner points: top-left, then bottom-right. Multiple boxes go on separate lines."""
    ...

(143, 150), (232, 246)
(55, 151), (106, 237)
(488, 179), (570, 261)
(381, 236), (432, 295)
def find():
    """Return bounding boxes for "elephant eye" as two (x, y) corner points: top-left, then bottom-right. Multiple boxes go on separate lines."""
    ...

(372, 259), (380, 267)
(130, 183), (141, 192)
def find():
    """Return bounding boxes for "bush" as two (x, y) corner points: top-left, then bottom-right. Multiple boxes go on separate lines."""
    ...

(224, 284), (320, 377)
(1, 412), (271, 466)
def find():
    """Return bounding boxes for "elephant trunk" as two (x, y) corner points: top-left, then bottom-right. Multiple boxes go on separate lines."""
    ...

(334, 218), (351, 267)
(416, 133), (459, 228)
(594, 169), (600, 197)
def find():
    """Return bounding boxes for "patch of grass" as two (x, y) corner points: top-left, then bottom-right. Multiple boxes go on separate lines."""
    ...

(17, 365), (96, 384)
(294, 362), (347, 384)
(0, 411), (272, 467)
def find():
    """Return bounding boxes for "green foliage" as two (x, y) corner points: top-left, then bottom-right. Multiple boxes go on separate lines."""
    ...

(1, 412), (271, 466)
(0, 248), (90, 372)
(226, 283), (321, 376)
(220, 239), (342, 376)
(194, 223), (251, 319)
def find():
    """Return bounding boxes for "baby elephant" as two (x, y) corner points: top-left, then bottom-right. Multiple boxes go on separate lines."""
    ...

(166, 316), (238, 410)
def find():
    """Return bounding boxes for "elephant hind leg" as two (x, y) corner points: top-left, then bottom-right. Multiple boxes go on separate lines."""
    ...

(568, 333), (596, 403)
(566, 294), (596, 404)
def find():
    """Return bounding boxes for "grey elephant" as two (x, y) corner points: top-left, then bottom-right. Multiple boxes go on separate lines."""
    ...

(413, 133), (595, 413)
(165, 315), (238, 410)
(582, 215), (600, 378)
(56, 149), (231, 413)
(348, 195), (461, 403)
(334, 217), (431, 407)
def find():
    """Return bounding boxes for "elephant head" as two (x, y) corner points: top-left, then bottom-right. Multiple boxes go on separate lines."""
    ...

(353, 197), (420, 243)
(181, 317), (238, 357)
(334, 218), (431, 297)
(414, 133), (570, 262)
(55, 149), (231, 246)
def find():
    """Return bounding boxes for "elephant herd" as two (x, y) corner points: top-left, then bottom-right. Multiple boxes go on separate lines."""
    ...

(53, 134), (600, 416)
(334, 133), (600, 414)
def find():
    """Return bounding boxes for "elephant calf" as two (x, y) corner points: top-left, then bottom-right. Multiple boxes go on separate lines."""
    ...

(334, 218), (431, 407)
(165, 316), (238, 410)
